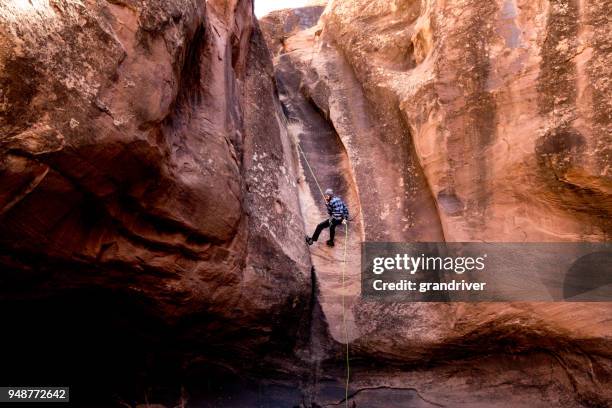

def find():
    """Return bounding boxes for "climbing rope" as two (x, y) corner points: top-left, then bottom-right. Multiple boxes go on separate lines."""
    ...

(341, 222), (350, 408)
(296, 140), (351, 407)
(297, 142), (325, 200)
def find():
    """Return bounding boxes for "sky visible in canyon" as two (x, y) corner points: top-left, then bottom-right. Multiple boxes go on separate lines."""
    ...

(255, 0), (309, 17)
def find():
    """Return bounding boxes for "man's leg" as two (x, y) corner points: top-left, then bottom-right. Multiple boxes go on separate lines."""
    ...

(312, 219), (331, 241)
(328, 218), (341, 243)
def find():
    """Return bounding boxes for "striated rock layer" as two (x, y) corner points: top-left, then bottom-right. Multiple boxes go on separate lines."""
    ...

(261, 0), (611, 406)
(0, 0), (314, 404)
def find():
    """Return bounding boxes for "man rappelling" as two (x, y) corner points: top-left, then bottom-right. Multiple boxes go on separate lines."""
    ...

(306, 188), (349, 248)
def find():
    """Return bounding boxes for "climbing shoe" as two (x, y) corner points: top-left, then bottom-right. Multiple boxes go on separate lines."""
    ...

(305, 236), (314, 245)
(326, 240), (335, 247)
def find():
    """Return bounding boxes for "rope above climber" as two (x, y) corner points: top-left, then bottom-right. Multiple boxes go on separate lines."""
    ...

(306, 188), (349, 248)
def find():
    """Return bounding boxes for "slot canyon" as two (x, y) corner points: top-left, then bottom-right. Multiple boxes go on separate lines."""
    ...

(0, 0), (610, 406)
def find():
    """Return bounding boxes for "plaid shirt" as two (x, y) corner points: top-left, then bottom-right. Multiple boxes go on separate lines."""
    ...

(327, 196), (349, 220)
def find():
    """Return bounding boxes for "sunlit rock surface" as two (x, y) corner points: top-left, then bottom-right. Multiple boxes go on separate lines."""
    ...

(261, 0), (612, 406)
(320, 0), (611, 242)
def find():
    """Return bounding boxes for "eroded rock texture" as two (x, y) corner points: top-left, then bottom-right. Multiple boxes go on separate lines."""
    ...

(319, 0), (612, 242)
(0, 0), (312, 403)
(259, 3), (326, 56)
(261, 0), (612, 406)
(0, 0), (610, 406)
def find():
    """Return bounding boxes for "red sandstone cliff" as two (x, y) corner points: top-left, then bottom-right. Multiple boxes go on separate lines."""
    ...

(0, 0), (610, 406)
(0, 0), (314, 403)
(262, 0), (611, 406)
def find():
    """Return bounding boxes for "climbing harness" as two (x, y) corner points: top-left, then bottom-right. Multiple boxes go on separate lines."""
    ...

(297, 140), (351, 408)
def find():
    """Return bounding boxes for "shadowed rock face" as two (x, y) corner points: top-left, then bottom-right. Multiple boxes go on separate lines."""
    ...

(261, 1), (611, 407)
(0, 0), (313, 403)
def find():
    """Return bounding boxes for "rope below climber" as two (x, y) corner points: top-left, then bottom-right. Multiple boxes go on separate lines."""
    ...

(305, 188), (349, 248)
(297, 144), (351, 407)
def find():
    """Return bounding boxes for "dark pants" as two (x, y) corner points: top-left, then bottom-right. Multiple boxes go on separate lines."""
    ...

(312, 218), (343, 243)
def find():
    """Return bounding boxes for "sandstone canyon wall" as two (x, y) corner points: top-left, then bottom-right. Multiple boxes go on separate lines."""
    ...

(276, 0), (612, 244)
(261, 0), (611, 406)
(0, 0), (610, 407)
(0, 0), (315, 404)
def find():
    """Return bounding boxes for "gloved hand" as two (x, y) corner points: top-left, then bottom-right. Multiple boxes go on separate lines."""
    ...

(342, 219), (347, 225)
